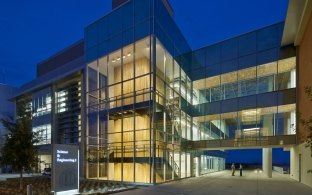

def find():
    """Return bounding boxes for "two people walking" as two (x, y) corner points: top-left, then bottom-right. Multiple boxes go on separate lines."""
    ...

(231, 163), (243, 176)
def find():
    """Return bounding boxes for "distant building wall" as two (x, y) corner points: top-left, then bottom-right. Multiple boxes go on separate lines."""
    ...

(0, 84), (17, 148)
(36, 41), (84, 77)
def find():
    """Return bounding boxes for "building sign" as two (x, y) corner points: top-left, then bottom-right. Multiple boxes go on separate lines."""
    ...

(52, 144), (79, 195)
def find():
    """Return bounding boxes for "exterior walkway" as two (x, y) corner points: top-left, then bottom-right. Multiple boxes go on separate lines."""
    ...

(116, 170), (312, 195)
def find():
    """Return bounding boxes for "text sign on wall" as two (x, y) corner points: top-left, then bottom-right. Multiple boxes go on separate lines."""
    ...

(52, 144), (79, 194)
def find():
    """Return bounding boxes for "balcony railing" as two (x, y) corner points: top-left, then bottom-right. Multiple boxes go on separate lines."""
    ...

(188, 135), (297, 150)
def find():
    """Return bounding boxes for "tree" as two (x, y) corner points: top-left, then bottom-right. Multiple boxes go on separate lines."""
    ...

(300, 87), (312, 154)
(300, 86), (312, 173)
(0, 99), (41, 190)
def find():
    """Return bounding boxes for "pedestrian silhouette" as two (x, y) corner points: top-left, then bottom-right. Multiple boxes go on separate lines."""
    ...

(239, 164), (243, 176)
(231, 163), (235, 176)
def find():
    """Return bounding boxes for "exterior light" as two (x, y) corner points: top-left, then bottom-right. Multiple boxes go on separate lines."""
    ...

(112, 59), (116, 63)
(123, 55), (126, 59)
(127, 53), (131, 57)
(117, 57), (121, 61)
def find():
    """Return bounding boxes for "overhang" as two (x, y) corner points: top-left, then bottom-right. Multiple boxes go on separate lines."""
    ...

(282, 0), (312, 46)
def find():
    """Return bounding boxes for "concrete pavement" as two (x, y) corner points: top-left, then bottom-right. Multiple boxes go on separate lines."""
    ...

(115, 170), (312, 195)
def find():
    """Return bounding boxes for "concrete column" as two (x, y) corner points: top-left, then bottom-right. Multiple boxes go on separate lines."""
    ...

(262, 148), (272, 178)
(290, 146), (299, 181)
(193, 156), (201, 177)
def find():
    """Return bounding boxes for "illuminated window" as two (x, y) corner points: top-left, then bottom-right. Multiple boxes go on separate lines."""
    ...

(32, 93), (52, 117)
(57, 90), (68, 113)
(33, 124), (51, 145)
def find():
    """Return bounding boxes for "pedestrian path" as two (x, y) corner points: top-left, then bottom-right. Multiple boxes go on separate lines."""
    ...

(115, 170), (312, 195)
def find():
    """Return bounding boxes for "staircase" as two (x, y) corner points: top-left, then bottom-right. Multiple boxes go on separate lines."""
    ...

(154, 153), (180, 181)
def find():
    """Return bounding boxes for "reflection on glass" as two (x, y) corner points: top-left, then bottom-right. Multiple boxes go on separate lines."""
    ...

(192, 57), (296, 103)
(193, 104), (295, 140)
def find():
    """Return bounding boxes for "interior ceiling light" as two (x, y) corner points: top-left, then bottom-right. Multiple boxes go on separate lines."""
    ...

(111, 52), (132, 62)
(241, 109), (260, 122)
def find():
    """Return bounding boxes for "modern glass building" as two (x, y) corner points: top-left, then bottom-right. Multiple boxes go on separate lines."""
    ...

(11, 0), (307, 185)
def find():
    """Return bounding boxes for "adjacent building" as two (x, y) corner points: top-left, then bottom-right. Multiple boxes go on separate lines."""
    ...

(286, 0), (312, 188)
(0, 83), (17, 172)
(11, 0), (312, 186)
(12, 40), (84, 172)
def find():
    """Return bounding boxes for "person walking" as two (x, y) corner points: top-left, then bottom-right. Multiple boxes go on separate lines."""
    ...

(231, 163), (235, 176)
(239, 164), (243, 176)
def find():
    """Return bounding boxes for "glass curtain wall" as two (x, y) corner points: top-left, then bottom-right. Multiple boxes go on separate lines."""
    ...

(86, 36), (153, 183)
(192, 104), (296, 140)
(155, 39), (194, 182)
(190, 22), (295, 142)
(32, 93), (52, 117)
(200, 156), (225, 175)
(191, 56), (296, 141)
(193, 57), (296, 104)
(31, 90), (52, 145)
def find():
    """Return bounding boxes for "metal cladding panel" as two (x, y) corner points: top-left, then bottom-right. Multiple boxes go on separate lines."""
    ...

(37, 41), (84, 77)
(189, 22), (285, 81)
(16, 57), (84, 98)
(112, 0), (128, 9)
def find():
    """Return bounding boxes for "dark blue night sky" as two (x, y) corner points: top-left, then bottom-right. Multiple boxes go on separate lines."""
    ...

(0, 0), (289, 164)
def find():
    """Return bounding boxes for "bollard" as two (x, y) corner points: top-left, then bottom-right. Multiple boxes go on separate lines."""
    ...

(27, 184), (32, 195)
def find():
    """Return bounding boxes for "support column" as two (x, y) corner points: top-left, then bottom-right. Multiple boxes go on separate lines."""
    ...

(195, 156), (201, 177)
(290, 146), (300, 181)
(262, 148), (272, 178)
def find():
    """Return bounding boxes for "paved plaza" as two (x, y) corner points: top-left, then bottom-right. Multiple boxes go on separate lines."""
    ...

(115, 170), (312, 195)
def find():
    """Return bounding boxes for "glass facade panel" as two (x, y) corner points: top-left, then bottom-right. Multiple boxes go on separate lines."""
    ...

(221, 38), (238, 61)
(193, 104), (295, 141)
(86, 36), (153, 183)
(32, 93), (51, 117)
(257, 25), (279, 51)
(239, 32), (257, 56)
(277, 57), (296, 90)
(33, 124), (51, 145)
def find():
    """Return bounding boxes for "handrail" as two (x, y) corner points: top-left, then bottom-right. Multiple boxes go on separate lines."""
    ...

(169, 154), (179, 176)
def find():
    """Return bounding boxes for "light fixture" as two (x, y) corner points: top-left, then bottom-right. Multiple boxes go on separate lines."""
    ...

(112, 59), (116, 63)
(123, 55), (126, 59)
(243, 127), (260, 131)
(117, 57), (121, 61)
(127, 53), (131, 57)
